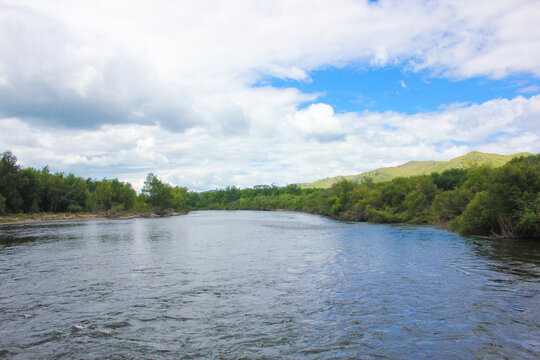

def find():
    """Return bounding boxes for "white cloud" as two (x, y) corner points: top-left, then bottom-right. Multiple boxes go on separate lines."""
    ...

(290, 103), (347, 142)
(518, 85), (540, 94)
(1, 1), (539, 190)
(1, 1), (539, 129)
(2, 95), (538, 191)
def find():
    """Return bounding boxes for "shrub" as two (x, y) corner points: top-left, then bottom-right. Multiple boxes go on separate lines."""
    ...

(67, 204), (83, 213)
(0, 194), (6, 215)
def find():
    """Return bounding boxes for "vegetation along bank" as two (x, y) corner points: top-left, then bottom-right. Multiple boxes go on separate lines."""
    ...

(1, 151), (538, 239)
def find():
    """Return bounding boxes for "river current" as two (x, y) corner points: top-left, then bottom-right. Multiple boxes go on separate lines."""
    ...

(1, 210), (539, 359)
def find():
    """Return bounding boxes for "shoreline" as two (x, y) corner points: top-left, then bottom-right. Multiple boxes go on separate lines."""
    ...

(0, 209), (514, 240)
(0, 211), (187, 226)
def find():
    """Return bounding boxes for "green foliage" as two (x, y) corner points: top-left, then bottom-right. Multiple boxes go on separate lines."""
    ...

(140, 173), (188, 213)
(461, 166), (493, 193)
(0, 151), (137, 215)
(171, 186), (189, 212)
(0, 151), (24, 213)
(515, 209), (540, 239)
(0, 194), (6, 215)
(431, 168), (468, 191)
(450, 191), (496, 235)
(87, 178), (135, 212)
(190, 155), (539, 239)
(1, 151), (538, 239)
(402, 176), (438, 223)
(135, 193), (154, 212)
(451, 155), (540, 238)
(365, 206), (399, 223)
(67, 204), (83, 213)
(302, 151), (531, 189)
(19, 168), (40, 213)
(142, 173), (172, 212)
(432, 187), (473, 222)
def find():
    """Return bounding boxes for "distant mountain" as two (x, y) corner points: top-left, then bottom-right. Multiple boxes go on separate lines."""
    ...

(301, 151), (534, 189)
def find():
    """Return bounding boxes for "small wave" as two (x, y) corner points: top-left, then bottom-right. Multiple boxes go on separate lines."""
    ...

(71, 324), (88, 332)
(89, 328), (118, 338)
(27, 331), (63, 347)
(104, 320), (132, 329)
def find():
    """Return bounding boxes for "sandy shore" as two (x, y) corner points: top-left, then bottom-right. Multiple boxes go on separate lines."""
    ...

(0, 212), (186, 226)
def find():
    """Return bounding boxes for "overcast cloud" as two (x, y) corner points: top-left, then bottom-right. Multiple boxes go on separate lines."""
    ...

(1, 0), (539, 190)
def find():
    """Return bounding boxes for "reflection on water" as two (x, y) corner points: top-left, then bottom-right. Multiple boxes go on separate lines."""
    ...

(464, 236), (540, 280)
(1, 210), (539, 359)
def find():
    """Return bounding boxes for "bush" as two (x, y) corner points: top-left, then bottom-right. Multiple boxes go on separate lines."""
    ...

(366, 206), (399, 223)
(432, 187), (473, 222)
(109, 204), (126, 214)
(450, 191), (498, 235)
(0, 194), (6, 215)
(402, 177), (437, 223)
(67, 204), (83, 213)
(515, 211), (540, 239)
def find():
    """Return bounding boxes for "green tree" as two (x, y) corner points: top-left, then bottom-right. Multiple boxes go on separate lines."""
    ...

(142, 173), (173, 212)
(431, 168), (469, 191)
(450, 191), (497, 235)
(402, 176), (438, 223)
(171, 186), (189, 211)
(0, 151), (23, 213)
(64, 174), (88, 212)
(451, 155), (540, 238)
(93, 180), (114, 211)
(432, 187), (473, 223)
(110, 179), (137, 211)
(37, 169), (70, 212)
(0, 194), (6, 215)
(19, 168), (40, 213)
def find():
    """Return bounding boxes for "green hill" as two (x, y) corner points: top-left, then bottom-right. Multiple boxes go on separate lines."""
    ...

(301, 151), (534, 189)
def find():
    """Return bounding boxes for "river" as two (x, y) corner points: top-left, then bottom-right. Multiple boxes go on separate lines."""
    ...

(1, 210), (539, 359)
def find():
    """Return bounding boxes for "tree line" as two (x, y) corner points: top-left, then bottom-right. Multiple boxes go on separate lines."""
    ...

(0, 151), (189, 215)
(188, 155), (539, 239)
(1, 151), (538, 238)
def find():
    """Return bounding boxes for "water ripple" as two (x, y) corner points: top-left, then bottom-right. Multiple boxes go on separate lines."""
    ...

(1, 210), (539, 359)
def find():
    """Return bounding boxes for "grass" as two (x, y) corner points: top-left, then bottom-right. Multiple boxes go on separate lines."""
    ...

(301, 151), (533, 189)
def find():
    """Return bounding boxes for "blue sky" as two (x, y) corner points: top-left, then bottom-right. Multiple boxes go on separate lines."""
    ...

(0, 0), (539, 191)
(261, 66), (540, 114)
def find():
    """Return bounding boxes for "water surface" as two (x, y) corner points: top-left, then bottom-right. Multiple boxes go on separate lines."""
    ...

(1, 210), (539, 359)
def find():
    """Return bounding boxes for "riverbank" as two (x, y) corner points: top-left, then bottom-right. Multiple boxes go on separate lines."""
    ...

(0, 211), (187, 226)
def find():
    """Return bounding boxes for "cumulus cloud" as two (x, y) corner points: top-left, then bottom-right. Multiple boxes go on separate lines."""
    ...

(0, 9), (200, 131)
(290, 104), (347, 142)
(2, 95), (538, 191)
(0, 0), (539, 190)
(1, 0), (540, 129)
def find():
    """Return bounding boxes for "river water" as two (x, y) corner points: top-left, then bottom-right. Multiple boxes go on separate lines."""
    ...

(1, 210), (539, 359)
